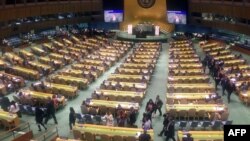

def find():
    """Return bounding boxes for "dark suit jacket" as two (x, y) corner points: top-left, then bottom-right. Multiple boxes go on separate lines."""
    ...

(182, 137), (194, 141)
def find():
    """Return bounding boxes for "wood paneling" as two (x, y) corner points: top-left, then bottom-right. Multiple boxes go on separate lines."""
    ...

(0, 0), (103, 21)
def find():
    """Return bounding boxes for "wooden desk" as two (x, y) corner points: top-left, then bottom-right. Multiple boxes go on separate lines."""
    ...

(177, 131), (223, 141)
(170, 69), (203, 75)
(166, 93), (216, 100)
(209, 50), (231, 56)
(126, 58), (156, 64)
(19, 50), (35, 60)
(168, 75), (209, 82)
(18, 90), (66, 106)
(49, 75), (89, 89)
(169, 63), (202, 69)
(28, 61), (52, 73)
(0, 110), (20, 127)
(104, 81), (147, 89)
(223, 59), (246, 66)
(72, 64), (105, 73)
(214, 54), (235, 60)
(4, 52), (23, 64)
(73, 124), (154, 140)
(122, 63), (150, 69)
(38, 57), (64, 67)
(169, 58), (200, 64)
(49, 53), (72, 63)
(203, 46), (224, 52)
(31, 46), (46, 56)
(224, 65), (250, 71)
(108, 74), (150, 81)
(87, 99), (139, 111)
(118, 68), (151, 74)
(96, 89), (144, 98)
(170, 54), (199, 59)
(12, 66), (40, 80)
(166, 104), (226, 112)
(60, 69), (98, 79)
(170, 50), (195, 55)
(33, 82), (78, 97)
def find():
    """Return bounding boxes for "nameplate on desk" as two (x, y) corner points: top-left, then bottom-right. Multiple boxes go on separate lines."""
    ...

(224, 125), (250, 140)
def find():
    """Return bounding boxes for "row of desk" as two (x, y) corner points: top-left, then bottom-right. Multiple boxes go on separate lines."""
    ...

(167, 40), (227, 124)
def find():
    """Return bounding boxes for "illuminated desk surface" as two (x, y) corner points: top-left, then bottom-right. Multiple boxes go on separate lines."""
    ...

(167, 83), (214, 89)
(166, 93), (216, 100)
(104, 81), (147, 89)
(166, 104), (226, 112)
(168, 75), (209, 80)
(109, 74), (150, 81)
(73, 124), (154, 140)
(0, 110), (20, 126)
(177, 131), (223, 141)
(87, 99), (139, 110)
(96, 89), (144, 97)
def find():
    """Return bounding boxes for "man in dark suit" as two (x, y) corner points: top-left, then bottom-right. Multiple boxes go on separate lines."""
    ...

(158, 113), (169, 136)
(44, 97), (58, 124)
(165, 116), (176, 141)
(139, 129), (151, 141)
(0, 96), (10, 111)
(182, 133), (194, 141)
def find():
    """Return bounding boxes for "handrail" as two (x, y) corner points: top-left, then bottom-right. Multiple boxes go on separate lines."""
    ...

(0, 122), (31, 141)
(32, 126), (59, 141)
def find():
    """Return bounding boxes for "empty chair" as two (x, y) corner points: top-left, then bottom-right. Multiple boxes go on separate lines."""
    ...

(100, 134), (111, 141)
(223, 120), (233, 125)
(72, 130), (82, 140)
(179, 121), (187, 130)
(211, 120), (222, 130)
(94, 115), (102, 125)
(190, 121), (199, 130)
(84, 132), (95, 141)
(188, 109), (197, 120)
(201, 121), (211, 130)
(197, 110), (209, 120)
(113, 135), (123, 141)
(178, 110), (187, 120)
(124, 136), (136, 141)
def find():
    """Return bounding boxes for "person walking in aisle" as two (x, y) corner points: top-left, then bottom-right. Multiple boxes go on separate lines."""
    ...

(35, 103), (47, 131)
(69, 107), (76, 130)
(154, 95), (163, 116)
(158, 113), (170, 136)
(165, 116), (176, 141)
(44, 97), (58, 124)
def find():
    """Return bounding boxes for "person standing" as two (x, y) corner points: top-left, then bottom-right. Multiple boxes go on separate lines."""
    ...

(69, 107), (76, 130)
(154, 95), (163, 116)
(44, 97), (58, 124)
(165, 116), (176, 141)
(158, 113), (170, 136)
(9, 101), (21, 118)
(226, 81), (236, 103)
(128, 107), (136, 127)
(35, 104), (47, 131)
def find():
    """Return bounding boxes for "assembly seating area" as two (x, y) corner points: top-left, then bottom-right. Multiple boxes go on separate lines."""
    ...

(200, 41), (250, 105)
(166, 40), (228, 141)
(72, 42), (161, 141)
